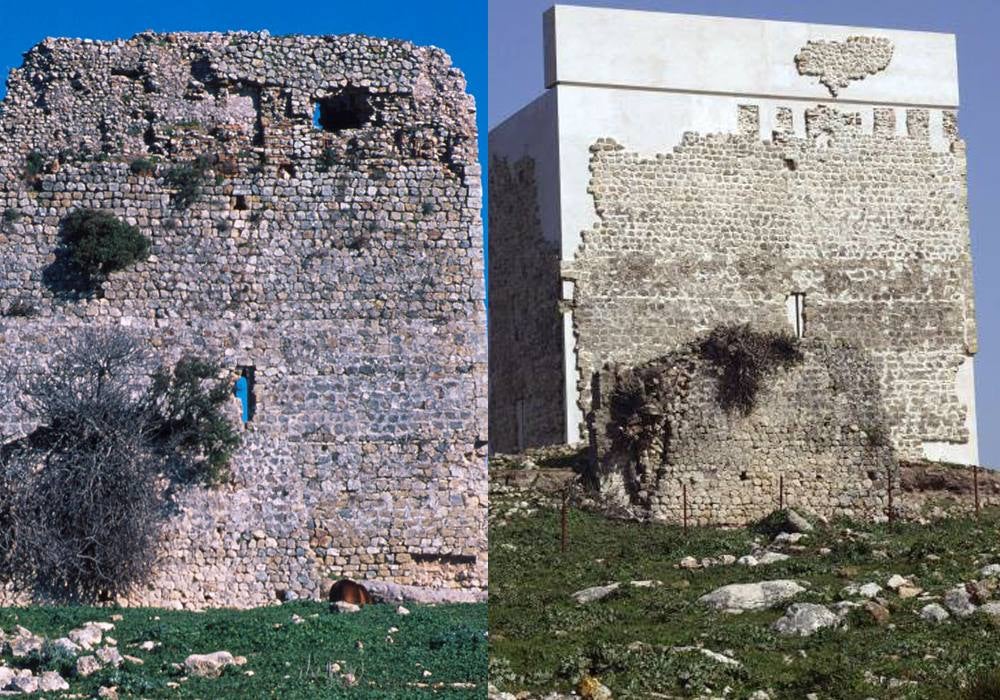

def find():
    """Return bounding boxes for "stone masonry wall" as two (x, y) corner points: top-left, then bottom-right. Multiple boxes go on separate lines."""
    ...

(568, 103), (976, 468)
(563, 106), (976, 523)
(487, 156), (564, 453)
(0, 32), (486, 608)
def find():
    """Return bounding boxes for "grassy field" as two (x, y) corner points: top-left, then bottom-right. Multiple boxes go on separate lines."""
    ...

(0, 600), (486, 698)
(489, 494), (1000, 699)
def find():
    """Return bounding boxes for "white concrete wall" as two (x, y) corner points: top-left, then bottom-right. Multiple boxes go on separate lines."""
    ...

(923, 356), (980, 465)
(487, 90), (562, 247)
(544, 5), (959, 107)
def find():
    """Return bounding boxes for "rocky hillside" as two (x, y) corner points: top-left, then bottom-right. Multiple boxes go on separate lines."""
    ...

(489, 478), (1000, 699)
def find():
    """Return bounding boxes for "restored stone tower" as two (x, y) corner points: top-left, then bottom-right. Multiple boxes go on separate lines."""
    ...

(489, 7), (977, 523)
(0, 31), (486, 606)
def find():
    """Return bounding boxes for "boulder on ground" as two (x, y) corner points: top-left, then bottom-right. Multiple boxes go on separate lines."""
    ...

(184, 651), (245, 678)
(38, 670), (70, 692)
(699, 580), (806, 613)
(772, 603), (839, 636)
(943, 585), (977, 618)
(571, 583), (620, 605)
(77, 655), (102, 677)
(68, 624), (103, 650)
(920, 603), (950, 623)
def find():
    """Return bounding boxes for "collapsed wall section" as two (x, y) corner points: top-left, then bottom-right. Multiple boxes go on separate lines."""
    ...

(588, 339), (896, 524)
(0, 32), (486, 607)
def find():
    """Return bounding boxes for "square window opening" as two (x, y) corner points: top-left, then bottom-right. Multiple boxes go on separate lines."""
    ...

(313, 89), (374, 133)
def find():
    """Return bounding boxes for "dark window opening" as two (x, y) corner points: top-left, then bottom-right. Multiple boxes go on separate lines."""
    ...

(786, 292), (806, 339)
(279, 163), (296, 180)
(232, 194), (248, 211)
(866, 470), (877, 482)
(739, 471), (749, 481)
(313, 89), (374, 133)
(234, 365), (257, 424)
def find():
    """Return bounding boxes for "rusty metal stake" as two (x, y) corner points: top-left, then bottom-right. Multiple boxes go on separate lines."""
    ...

(560, 489), (569, 553)
(974, 464), (981, 518)
(682, 483), (688, 534)
(887, 466), (895, 525)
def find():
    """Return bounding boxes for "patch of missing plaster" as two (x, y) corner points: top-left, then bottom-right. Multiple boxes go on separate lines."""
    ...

(795, 36), (894, 97)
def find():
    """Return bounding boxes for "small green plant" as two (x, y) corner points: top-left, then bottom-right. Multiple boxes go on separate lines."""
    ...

(962, 669), (1000, 700)
(2, 208), (23, 224)
(24, 151), (45, 177)
(147, 356), (242, 485)
(317, 147), (338, 173)
(698, 323), (803, 415)
(164, 155), (211, 208)
(129, 157), (157, 176)
(2, 299), (37, 318)
(61, 208), (151, 281)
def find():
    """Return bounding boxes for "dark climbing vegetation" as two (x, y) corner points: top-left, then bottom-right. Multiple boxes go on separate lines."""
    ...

(1, 299), (37, 318)
(698, 323), (803, 415)
(164, 155), (211, 208)
(60, 208), (151, 284)
(0, 329), (240, 601)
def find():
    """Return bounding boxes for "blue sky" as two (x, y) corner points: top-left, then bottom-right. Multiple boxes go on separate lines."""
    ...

(490, 0), (1000, 467)
(0, 0), (487, 228)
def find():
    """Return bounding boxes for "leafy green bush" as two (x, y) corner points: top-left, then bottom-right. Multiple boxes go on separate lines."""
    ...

(2, 208), (22, 224)
(24, 151), (45, 177)
(317, 148), (338, 173)
(164, 155), (211, 208)
(61, 209), (151, 281)
(147, 355), (242, 485)
(698, 323), (803, 415)
(129, 157), (157, 176)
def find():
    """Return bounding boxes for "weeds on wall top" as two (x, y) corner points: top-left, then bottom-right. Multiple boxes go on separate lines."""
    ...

(164, 155), (211, 208)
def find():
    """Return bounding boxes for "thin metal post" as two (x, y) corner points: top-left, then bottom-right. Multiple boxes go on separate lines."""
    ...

(974, 464), (981, 518)
(682, 483), (688, 533)
(887, 466), (894, 524)
(560, 489), (569, 553)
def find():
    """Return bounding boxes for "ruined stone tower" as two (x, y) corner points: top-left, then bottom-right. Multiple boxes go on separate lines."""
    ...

(0, 31), (486, 606)
(489, 7), (977, 523)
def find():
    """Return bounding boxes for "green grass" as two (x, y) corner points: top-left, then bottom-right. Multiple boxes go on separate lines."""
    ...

(490, 498), (1000, 699)
(0, 601), (485, 698)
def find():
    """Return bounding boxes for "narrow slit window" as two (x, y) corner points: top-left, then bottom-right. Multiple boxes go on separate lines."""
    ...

(515, 398), (526, 453)
(785, 292), (806, 338)
(234, 366), (257, 424)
